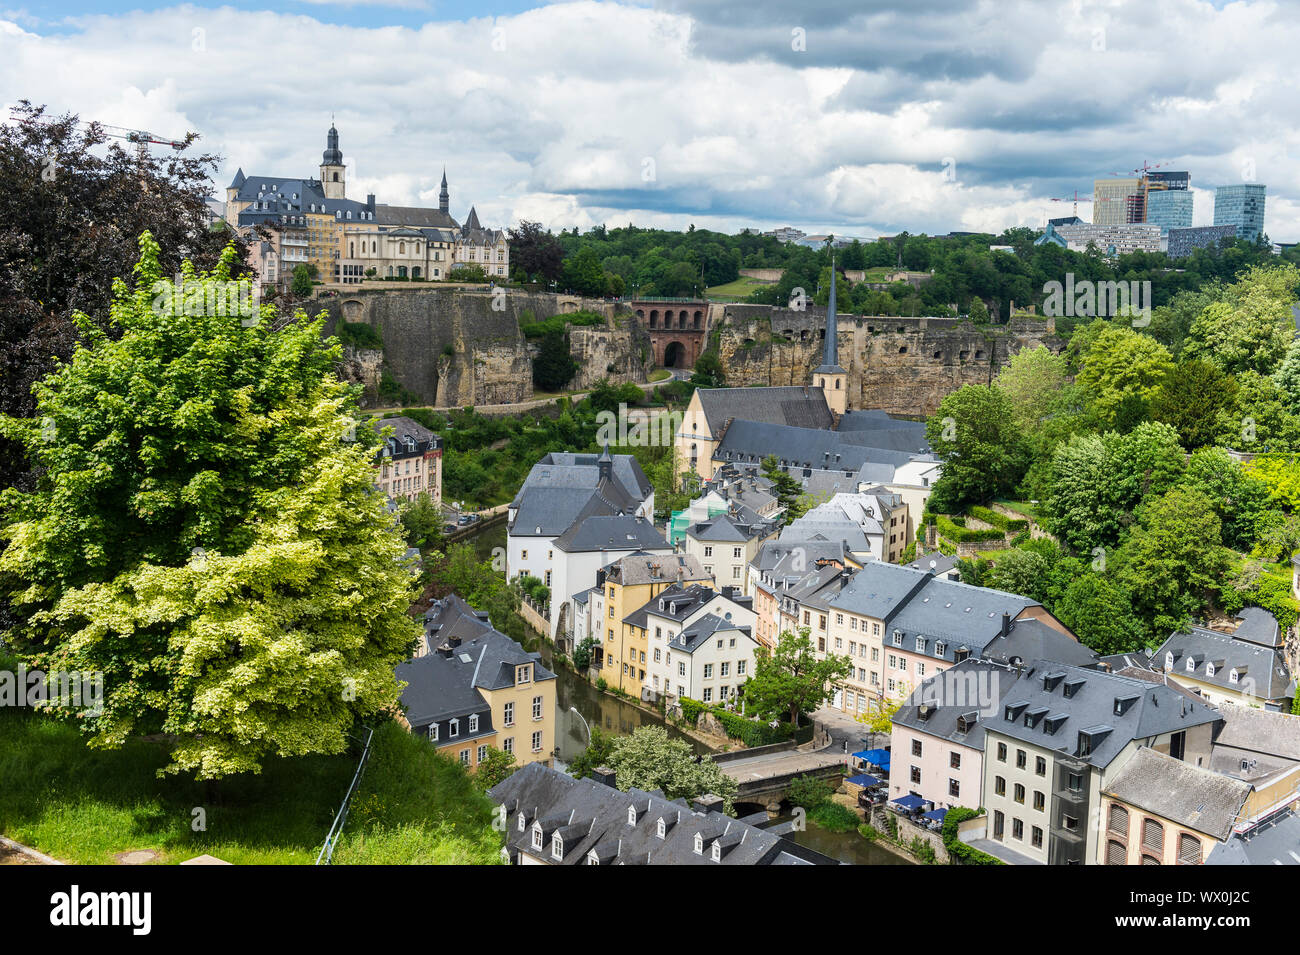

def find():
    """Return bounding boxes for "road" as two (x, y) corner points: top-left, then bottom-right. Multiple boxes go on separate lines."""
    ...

(718, 746), (849, 784)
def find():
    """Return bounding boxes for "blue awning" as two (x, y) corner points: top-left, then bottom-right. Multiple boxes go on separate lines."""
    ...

(846, 774), (882, 787)
(923, 809), (948, 822)
(891, 794), (926, 810)
(853, 748), (891, 768)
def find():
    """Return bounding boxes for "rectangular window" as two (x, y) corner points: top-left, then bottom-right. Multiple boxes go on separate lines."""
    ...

(531, 731), (543, 753)
(532, 695), (543, 720)
(503, 737), (513, 754)
(503, 702), (514, 727)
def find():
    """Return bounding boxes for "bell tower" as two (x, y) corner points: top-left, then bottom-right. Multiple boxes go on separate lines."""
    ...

(320, 122), (346, 200)
(812, 258), (848, 416)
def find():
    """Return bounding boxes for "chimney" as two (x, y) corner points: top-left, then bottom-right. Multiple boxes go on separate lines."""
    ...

(692, 793), (724, 814)
(1001, 611), (1011, 637)
(437, 643), (454, 658)
(448, 634), (461, 648)
(591, 765), (618, 789)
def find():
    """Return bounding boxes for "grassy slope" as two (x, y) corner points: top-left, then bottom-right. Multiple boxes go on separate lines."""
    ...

(0, 711), (501, 865)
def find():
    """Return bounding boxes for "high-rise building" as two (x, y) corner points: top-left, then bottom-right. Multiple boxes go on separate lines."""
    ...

(1093, 178), (1141, 226)
(1214, 184), (1267, 242)
(1146, 189), (1194, 234)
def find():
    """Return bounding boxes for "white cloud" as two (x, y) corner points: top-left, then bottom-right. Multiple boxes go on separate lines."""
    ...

(0, 0), (1297, 239)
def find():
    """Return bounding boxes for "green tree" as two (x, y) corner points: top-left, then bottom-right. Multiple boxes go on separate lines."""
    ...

(533, 328), (578, 391)
(994, 344), (1067, 432)
(761, 454), (805, 516)
(968, 297), (989, 325)
(1115, 487), (1232, 638)
(742, 629), (852, 727)
(1274, 334), (1300, 413)
(291, 263), (314, 297)
(399, 492), (447, 552)
(1074, 323), (1173, 429)
(1183, 263), (1299, 375)
(573, 636), (598, 669)
(690, 351), (726, 387)
(0, 234), (420, 778)
(605, 726), (739, 812)
(985, 548), (1051, 602)
(925, 386), (1029, 511)
(1179, 447), (1272, 551)
(1150, 359), (1238, 450)
(787, 774), (834, 810)
(472, 747), (518, 793)
(1052, 573), (1147, 654)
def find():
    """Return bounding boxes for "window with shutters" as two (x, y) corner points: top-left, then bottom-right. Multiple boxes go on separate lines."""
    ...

(1106, 840), (1127, 865)
(1177, 833), (1202, 865)
(1142, 817), (1164, 857)
(1108, 804), (1129, 837)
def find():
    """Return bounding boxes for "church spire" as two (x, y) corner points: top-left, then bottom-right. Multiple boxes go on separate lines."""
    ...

(824, 256), (840, 369)
(439, 167), (449, 215)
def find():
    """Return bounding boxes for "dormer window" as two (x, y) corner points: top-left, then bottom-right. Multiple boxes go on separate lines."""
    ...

(587, 851), (599, 865)
(1229, 668), (1240, 684)
(552, 835), (564, 861)
(428, 724), (438, 742)
(656, 818), (666, 839)
(517, 812), (526, 832)
(892, 630), (903, 647)
(693, 833), (703, 855)
(1186, 656), (1196, 672)
(1165, 651), (1175, 671)
(1205, 662), (1216, 678)
(710, 842), (721, 862)
(627, 806), (637, 826)
(516, 664), (532, 686)
(531, 823), (543, 851)
(935, 641), (945, 657)
(915, 636), (925, 653)
(469, 714), (479, 733)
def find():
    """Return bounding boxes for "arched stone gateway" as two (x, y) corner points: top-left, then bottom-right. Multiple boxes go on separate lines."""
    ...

(663, 340), (688, 368)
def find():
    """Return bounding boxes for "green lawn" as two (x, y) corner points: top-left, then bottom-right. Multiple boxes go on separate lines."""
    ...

(0, 709), (502, 865)
(649, 368), (672, 382)
(705, 276), (770, 300)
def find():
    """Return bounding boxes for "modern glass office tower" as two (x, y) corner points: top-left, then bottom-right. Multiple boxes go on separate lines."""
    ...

(1146, 189), (1194, 233)
(1214, 184), (1267, 241)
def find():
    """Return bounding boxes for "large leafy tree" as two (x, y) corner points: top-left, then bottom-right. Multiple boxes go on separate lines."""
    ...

(742, 629), (852, 727)
(1074, 323), (1174, 429)
(506, 220), (565, 284)
(1150, 359), (1238, 450)
(0, 101), (247, 490)
(994, 344), (1067, 433)
(1183, 263), (1299, 376)
(1053, 573), (1147, 654)
(604, 725), (738, 812)
(1115, 487), (1231, 638)
(924, 385), (1029, 511)
(0, 234), (419, 778)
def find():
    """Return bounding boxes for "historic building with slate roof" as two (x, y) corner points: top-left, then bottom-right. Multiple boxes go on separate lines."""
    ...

(1152, 607), (1295, 710)
(398, 594), (557, 771)
(226, 124), (508, 287)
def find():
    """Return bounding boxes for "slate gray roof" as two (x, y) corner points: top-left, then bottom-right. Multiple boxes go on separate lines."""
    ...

(490, 762), (833, 865)
(399, 594), (556, 727)
(984, 660), (1222, 770)
(696, 386), (833, 433)
(687, 512), (777, 545)
(1211, 706), (1300, 764)
(713, 419), (938, 480)
(887, 575), (1040, 664)
(371, 415), (442, 461)
(779, 520), (873, 556)
(373, 203), (459, 229)
(1099, 651), (1153, 672)
(752, 539), (854, 577)
(624, 583), (719, 630)
(602, 552), (708, 588)
(824, 561), (934, 623)
(510, 451), (651, 537)
(906, 551), (960, 578)
(1154, 611), (1292, 700)
(1104, 747), (1251, 841)
(1206, 808), (1300, 865)
(669, 613), (751, 654)
(981, 618), (1099, 669)
(893, 659), (1019, 750)
(552, 514), (669, 554)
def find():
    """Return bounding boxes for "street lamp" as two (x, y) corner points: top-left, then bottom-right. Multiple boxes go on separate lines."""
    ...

(569, 706), (592, 743)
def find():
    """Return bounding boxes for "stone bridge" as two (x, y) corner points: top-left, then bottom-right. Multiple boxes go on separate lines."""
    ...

(714, 741), (849, 810)
(630, 298), (709, 368)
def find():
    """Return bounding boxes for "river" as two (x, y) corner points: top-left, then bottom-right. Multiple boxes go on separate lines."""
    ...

(469, 522), (710, 764)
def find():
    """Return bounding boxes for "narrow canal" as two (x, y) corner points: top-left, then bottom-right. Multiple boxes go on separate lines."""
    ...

(469, 522), (710, 764)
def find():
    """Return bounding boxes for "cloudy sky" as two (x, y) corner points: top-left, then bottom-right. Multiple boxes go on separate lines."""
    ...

(2, 0), (1296, 240)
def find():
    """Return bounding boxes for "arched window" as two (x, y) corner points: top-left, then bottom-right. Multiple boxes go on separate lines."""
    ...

(1177, 833), (1202, 865)
(399, 242), (405, 254)
(1108, 804), (1129, 836)
(1142, 818), (1164, 857)
(1106, 840), (1126, 865)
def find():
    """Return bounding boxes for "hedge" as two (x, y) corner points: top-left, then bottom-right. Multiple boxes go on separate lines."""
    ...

(936, 515), (1003, 543)
(968, 505), (1028, 533)
(941, 807), (1004, 865)
(678, 698), (794, 747)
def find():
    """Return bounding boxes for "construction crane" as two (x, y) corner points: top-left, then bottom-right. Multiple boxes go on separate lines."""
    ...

(7, 108), (188, 157)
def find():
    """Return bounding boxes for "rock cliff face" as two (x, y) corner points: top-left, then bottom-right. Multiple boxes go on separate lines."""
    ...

(715, 304), (1062, 417)
(321, 289), (650, 407)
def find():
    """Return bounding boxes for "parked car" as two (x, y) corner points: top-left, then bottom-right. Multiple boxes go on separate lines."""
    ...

(457, 514), (478, 526)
